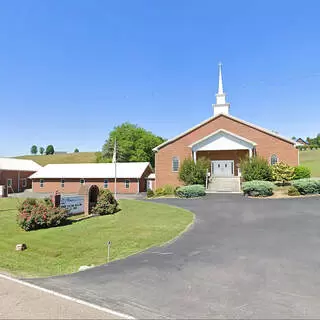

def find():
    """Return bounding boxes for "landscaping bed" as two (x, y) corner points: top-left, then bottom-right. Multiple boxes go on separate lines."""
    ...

(0, 198), (193, 277)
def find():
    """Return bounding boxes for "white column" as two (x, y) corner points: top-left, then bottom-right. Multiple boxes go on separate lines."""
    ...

(249, 148), (253, 158)
(193, 151), (197, 163)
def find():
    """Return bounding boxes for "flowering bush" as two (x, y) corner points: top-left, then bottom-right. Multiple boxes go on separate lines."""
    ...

(17, 198), (68, 231)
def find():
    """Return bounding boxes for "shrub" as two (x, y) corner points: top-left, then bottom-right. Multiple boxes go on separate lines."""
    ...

(17, 198), (68, 231)
(240, 156), (273, 182)
(292, 179), (320, 195)
(147, 189), (154, 198)
(293, 166), (311, 180)
(154, 184), (176, 197)
(175, 185), (206, 198)
(271, 162), (294, 185)
(91, 189), (119, 215)
(242, 180), (274, 197)
(288, 186), (300, 196)
(179, 158), (210, 185)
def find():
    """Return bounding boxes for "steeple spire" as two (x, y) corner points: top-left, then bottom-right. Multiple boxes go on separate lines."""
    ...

(213, 62), (230, 116)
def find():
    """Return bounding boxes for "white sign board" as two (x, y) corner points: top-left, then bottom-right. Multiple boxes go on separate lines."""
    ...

(60, 195), (84, 215)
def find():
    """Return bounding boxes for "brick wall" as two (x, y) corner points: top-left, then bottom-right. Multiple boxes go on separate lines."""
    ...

(0, 170), (34, 193)
(155, 115), (298, 188)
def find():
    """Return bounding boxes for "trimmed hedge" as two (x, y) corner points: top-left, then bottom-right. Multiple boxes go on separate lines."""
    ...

(240, 156), (273, 182)
(242, 180), (275, 197)
(292, 179), (320, 195)
(288, 186), (300, 196)
(175, 185), (206, 198)
(293, 166), (311, 180)
(154, 184), (176, 197)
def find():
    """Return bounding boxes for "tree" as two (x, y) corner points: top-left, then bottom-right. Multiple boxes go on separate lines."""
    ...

(39, 147), (45, 155)
(272, 162), (294, 185)
(291, 136), (296, 141)
(74, 148), (79, 153)
(100, 122), (165, 167)
(240, 156), (273, 182)
(179, 158), (210, 185)
(30, 145), (38, 155)
(45, 145), (55, 155)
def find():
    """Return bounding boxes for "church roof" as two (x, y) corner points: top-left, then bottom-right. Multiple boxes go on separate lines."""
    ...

(152, 113), (296, 152)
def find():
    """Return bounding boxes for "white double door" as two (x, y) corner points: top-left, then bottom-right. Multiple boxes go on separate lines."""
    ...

(212, 160), (234, 177)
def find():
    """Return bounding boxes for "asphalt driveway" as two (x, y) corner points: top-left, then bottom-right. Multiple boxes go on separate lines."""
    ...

(27, 195), (320, 318)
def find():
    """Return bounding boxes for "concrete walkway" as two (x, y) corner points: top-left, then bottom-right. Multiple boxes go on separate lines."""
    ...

(0, 275), (129, 319)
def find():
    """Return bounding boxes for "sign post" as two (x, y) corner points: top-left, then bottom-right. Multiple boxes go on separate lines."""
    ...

(106, 240), (112, 263)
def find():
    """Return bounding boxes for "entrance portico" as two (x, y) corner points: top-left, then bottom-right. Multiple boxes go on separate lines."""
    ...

(189, 129), (256, 177)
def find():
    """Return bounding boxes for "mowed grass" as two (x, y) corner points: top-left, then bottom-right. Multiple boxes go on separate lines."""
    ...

(0, 198), (193, 277)
(300, 149), (320, 177)
(15, 152), (97, 166)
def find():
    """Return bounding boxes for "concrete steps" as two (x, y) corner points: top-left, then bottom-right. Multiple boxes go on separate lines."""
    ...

(207, 177), (241, 193)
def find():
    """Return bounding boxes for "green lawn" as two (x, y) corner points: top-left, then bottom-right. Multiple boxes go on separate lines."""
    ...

(300, 149), (320, 177)
(0, 198), (193, 277)
(15, 152), (97, 166)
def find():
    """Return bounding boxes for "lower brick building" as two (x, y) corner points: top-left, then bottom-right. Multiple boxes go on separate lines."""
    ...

(152, 64), (299, 190)
(30, 162), (153, 194)
(0, 158), (42, 194)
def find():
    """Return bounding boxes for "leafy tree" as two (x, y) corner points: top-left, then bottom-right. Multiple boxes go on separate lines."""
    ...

(30, 145), (38, 155)
(179, 158), (210, 185)
(291, 136), (296, 141)
(39, 147), (45, 155)
(271, 162), (294, 185)
(74, 148), (79, 153)
(45, 145), (55, 155)
(240, 156), (273, 182)
(100, 122), (165, 167)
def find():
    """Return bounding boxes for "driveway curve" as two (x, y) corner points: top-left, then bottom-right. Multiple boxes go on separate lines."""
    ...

(27, 195), (320, 318)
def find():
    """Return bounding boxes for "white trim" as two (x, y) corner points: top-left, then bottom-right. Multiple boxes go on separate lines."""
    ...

(172, 156), (179, 172)
(124, 179), (130, 189)
(103, 178), (108, 188)
(80, 178), (85, 185)
(152, 114), (295, 151)
(0, 273), (135, 320)
(40, 179), (44, 188)
(7, 178), (12, 187)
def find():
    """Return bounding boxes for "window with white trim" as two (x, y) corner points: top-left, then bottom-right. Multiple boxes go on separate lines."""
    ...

(7, 179), (12, 187)
(104, 179), (108, 188)
(172, 156), (179, 172)
(80, 179), (85, 185)
(61, 179), (65, 188)
(270, 154), (278, 165)
(125, 179), (130, 189)
(22, 178), (27, 188)
(40, 179), (44, 188)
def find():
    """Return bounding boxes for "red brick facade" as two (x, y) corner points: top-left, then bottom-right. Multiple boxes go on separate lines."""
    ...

(155, 114), (298, 188)
(0, 170), (34, 193)
(32, 166), (152, 194)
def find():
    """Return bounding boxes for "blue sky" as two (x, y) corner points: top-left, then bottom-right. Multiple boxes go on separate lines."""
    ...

(1, 0), (320, 156)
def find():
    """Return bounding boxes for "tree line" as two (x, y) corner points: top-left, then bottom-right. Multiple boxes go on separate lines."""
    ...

(30, 145), (80, 155)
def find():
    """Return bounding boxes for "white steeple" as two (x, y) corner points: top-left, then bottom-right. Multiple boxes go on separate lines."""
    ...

(213, 63), (230, 116)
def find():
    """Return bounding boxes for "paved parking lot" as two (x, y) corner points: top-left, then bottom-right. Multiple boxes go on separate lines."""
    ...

(28, 195), (320, 318)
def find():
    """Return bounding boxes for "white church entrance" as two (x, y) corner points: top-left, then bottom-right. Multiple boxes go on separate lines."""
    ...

(211, 160), (234, 177)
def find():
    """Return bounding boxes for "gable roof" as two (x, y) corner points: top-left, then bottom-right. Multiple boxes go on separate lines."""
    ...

(153, 113), (296, 151)
(29, 162), (152, 179)
(0, 158), (42, 172)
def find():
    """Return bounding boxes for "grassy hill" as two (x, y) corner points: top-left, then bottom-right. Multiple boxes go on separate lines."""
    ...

(300, 149), (320, 177)
(16, 152), (97, 166)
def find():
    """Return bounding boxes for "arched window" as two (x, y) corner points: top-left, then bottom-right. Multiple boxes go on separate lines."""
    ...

(270, 154), (278, 165)
(172, 156), (179, 172)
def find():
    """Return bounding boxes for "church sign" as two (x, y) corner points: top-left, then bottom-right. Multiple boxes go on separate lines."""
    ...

(60, 195), (84, 215)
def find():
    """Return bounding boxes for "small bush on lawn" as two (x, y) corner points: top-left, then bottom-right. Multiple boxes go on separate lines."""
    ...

(242, 180), (274, 197)
(147, 189), (154, 198)
(272, 162), (294, 185)
(240, 156), (273, 182)
(91, 189), (119, 215)
(179, 158), (210, 185)
(175, 185), (206, 198)
(293, 166), (311, 180)
(154, 184), (176, 197)
(292, 179), (320, 195)
(288, 186), (300, 196)
(17, 198), (68, 231)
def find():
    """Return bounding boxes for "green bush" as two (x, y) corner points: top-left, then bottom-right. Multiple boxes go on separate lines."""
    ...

(288, 186), (300, 196)
(17, 198), (68, 231)
(179, 158), (210, 185)
(293, 166), (311, 180)
(154, 184), (176, 197)
(271, 162), (294, 185)
(240, 156), (273, 182)
(147, 189), (154, 198)
(292, 179), (320, 195)
(242, 180), (274, 197)
(91, 189), (119, 215)
(175, 185), (206, 198)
